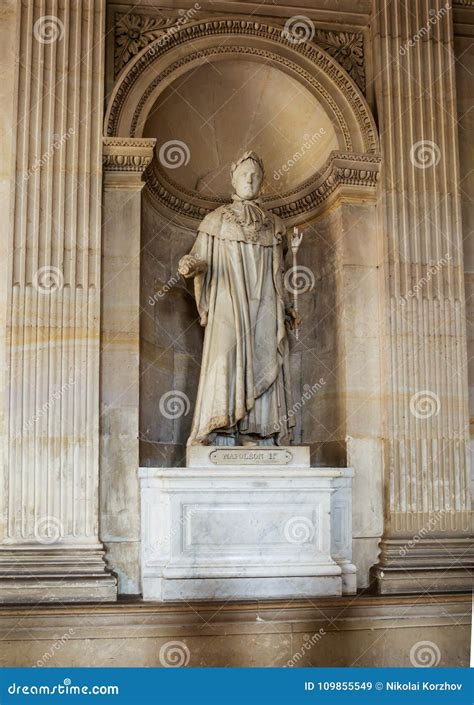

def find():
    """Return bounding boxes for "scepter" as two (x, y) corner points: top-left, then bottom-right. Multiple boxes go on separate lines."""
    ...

(291, 226), (303, 340)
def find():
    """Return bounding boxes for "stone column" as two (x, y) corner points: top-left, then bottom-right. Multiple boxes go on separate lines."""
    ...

(101, 137), (155, 594)
(0, 0), (116, 602)
(371, 0), (473, 592)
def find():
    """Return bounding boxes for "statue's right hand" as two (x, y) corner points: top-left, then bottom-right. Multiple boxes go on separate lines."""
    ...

(178, 254), (207, 278)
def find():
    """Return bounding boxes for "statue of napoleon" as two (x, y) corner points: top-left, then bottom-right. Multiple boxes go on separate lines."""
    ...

(178, 151), (301, 447)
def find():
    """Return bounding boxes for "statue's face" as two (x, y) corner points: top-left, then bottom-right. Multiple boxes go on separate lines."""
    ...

(231, 159), (263, 200)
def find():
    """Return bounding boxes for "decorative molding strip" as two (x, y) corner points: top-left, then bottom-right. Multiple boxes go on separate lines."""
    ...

(103, 136), (156, 173)
(113, 12), (365, 90)
(144, 151), (381, 225)
(106, 18), (376, 156)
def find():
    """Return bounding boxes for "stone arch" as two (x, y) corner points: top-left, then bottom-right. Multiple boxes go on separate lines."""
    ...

(104, 18), (380, 226)
(100, 16), (384, 595)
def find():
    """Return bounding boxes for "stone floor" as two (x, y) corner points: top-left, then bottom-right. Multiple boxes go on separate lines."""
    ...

(0, 593), (470, 667)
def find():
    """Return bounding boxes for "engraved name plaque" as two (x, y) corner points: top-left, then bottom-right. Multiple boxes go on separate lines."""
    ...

(209, 448), (293, 465)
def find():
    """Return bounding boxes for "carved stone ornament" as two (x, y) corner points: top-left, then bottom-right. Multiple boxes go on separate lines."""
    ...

(106, 18), (380, 225)
(144, 151), (381, 226)
(113, 12), (365, 91)
(106, 20), (376, 150)
(312, 29), (365, 92)
(115, 12), (181, 76)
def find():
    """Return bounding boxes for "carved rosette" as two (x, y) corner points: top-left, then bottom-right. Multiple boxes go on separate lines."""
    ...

(103, 137), (157, 188)
(113, 12), (365, 91)
(106, 17), (379, 225)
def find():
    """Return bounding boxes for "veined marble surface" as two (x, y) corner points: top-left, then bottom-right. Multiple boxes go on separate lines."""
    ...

(139, 453), (356, 601)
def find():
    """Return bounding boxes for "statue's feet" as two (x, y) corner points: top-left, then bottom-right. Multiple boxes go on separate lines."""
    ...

(239, 433), (277, 447)
(213, 433), (237, 447)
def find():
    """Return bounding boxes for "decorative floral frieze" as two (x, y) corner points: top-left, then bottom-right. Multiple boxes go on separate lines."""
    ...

(113, 12), (365, 91)
(144, 152), (381, 224)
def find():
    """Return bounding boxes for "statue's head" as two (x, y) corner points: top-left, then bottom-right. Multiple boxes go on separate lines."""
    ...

(231, 151), (264, 200)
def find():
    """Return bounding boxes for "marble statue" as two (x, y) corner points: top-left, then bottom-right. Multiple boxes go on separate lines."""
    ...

(178, 151), (300, 447)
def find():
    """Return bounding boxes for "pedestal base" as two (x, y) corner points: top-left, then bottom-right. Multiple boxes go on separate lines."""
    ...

(372, 538), (474, 594)
(0, 546), (117, 603)
(139, 447), (355, 602)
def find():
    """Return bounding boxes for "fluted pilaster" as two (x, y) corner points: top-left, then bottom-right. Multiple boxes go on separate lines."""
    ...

(0, 0), (116, 602)
(372, 0), (473, 592)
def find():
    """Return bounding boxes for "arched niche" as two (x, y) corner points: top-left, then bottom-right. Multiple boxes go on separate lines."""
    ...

(101, 17), (383, 594)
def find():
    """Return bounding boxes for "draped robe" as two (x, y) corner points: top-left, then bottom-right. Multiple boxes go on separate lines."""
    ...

(183, 196), (295, 445)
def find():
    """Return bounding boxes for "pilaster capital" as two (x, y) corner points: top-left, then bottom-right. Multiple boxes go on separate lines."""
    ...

(103, 137), (156, 189)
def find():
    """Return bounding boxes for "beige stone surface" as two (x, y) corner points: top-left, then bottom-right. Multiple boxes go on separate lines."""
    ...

(0, 594), (469, 667)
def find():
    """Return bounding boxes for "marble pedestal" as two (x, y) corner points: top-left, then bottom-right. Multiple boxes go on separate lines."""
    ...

(139, 447), (356, 601)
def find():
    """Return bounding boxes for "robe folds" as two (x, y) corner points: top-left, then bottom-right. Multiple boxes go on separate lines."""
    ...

(184, 197), (295, 445)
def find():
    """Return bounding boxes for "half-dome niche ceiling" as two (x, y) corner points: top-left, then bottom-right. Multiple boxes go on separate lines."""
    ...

(142, 59), (339, 202)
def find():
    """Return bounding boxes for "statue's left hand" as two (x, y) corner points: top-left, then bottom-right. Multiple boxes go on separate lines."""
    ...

(285, 307), (302, 330)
